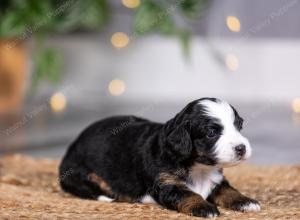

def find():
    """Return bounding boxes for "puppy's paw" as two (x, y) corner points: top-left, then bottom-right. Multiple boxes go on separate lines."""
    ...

(191, 203), (220, 218)
(230, 197), (261, 212)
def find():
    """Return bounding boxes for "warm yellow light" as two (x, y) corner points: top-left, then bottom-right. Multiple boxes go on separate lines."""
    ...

(292, 98), (300, 113)
(226, 16), (241, 32)
(108, 79), (126, 96)
(122, 0), (140, 8)
(292, 114), (300, 125)
(111, 32), (129, 49)
(50, 92), (66, 112)
(225, 54), (239, 71)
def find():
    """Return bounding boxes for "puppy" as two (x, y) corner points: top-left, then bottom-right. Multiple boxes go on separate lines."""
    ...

(59, 98), (260, 217)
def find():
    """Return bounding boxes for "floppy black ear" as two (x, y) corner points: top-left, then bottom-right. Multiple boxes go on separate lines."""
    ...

(167, 121), (192, 158)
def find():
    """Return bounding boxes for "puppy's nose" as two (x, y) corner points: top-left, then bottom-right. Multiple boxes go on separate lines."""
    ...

(235, 144), (246, 157)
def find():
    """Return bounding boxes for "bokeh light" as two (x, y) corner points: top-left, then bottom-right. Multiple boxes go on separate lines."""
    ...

(226, 16), (241, 32)
(122, 0), (140, 8)
(292, 98), (300, 114)
(225, 54), (239, 71)
(111, 32), (129, 49)
(50, 92), (67, 112)
(108, 79), (126, 96)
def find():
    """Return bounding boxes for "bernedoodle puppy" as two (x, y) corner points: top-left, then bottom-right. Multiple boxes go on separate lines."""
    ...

(59, 98), (260, 218)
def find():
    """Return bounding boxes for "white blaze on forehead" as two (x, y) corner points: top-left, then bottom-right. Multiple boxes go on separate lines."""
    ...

(199, 99), (235, 126)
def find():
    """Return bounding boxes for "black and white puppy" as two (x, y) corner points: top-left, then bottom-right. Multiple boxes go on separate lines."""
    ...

(59, 98), (260, 218)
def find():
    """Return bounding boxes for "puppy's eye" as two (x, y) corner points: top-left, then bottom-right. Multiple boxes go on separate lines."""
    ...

(207, 129), (217, 138)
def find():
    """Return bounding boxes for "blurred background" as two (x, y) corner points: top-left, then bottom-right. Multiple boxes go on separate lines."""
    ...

(0, 0), (299, 164)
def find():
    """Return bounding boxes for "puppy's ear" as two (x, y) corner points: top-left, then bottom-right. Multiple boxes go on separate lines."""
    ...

(167, 121), (192, 158)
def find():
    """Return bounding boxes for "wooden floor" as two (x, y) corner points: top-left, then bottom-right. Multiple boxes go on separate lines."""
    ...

(1, 155), (299, 220)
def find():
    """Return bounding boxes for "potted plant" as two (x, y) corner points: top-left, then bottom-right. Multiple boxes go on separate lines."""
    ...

(0, 0), (209, 114)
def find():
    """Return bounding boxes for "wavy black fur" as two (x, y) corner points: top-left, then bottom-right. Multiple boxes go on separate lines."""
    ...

(59, 98), (259, 217)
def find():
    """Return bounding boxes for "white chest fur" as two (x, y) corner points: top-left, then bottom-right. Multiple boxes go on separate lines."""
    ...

(186, 164), (223, 199)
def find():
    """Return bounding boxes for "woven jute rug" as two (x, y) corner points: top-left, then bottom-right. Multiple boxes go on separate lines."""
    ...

(0, 154), (299, 220)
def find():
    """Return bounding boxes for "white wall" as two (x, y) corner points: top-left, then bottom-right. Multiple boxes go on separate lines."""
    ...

(34, 35), (300, 105)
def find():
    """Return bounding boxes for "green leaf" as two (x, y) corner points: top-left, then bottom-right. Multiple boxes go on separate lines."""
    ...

(179, 0), (210, 19)
(178, 30), (191, 57)
(0, 12), (27, 38)
(157, 12), (176, 35)
(133, 0), (175, 35)
(133, 1), (160, 35)
(32, 48), (63, 91)
(80, 0), (109, 29)
(52, 0), (110, 32)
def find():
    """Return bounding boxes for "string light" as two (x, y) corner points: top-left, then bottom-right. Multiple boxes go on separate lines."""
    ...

(292, 98), (300, 114)
(108, 79), (126, 96)
(226, 16), (241, 32)
(50, 92), (67, 112)
(111, 32), (129, 49)
(225, 54), (239, 71)
(122, 0), (140, 8)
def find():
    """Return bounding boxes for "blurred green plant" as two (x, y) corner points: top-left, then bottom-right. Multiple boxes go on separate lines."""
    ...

(133, 0), (210, 54)
(0, 0), (210, 91)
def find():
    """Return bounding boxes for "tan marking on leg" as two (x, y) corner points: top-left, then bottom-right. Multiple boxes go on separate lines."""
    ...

(158, 172), (185, 186)
(177, 194), (205, 214)
(213, 185), (243, 207)
(88, 173), (138, 203)
(115, 194), (137, 203)
(88, 173), (114, 197)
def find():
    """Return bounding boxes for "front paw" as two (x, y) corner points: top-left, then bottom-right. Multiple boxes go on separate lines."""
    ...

(191, 203), (220, 218)
(230, 197), (261, 212)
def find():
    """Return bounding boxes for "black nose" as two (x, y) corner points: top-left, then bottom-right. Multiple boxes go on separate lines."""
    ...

(235, 144), (246, 157)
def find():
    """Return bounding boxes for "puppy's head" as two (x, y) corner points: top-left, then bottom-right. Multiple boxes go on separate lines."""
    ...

(165, 98), (251, 167)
